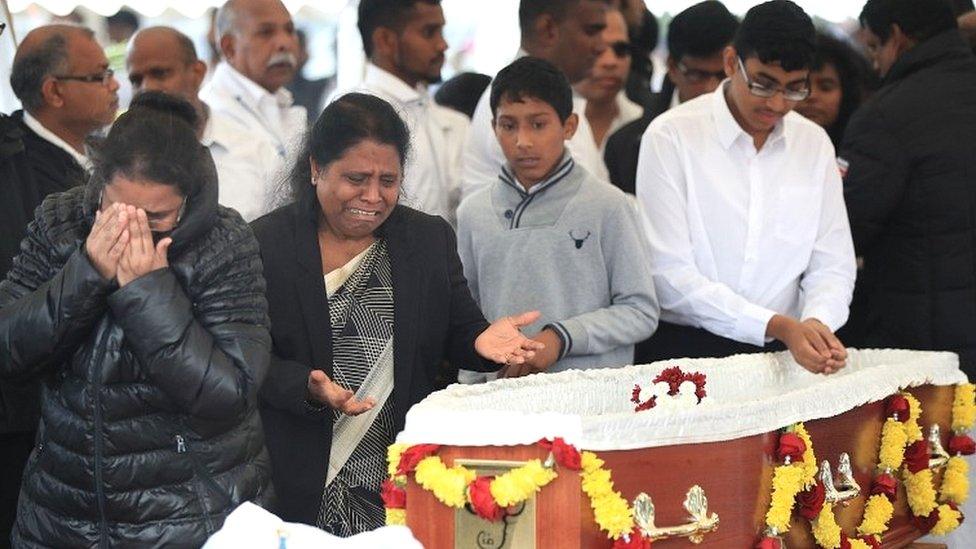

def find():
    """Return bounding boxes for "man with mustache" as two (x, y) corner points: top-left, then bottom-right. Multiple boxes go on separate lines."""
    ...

(202, 0), (306, 221)
(636, 1), (856, 374)
(126, 27), (276, 222)
(348, 0), (469, 226)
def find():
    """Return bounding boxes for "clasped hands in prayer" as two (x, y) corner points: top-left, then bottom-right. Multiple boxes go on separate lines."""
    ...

(767, 314), (848, 375)
(86, 203), (172, 286)
(307, 311), (554, 416)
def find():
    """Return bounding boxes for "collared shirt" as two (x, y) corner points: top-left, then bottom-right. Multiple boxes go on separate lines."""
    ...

(345, 63), (469, 225)
(200, 62), (306, 220)
(22, 111), (91, 171)
(200, 104), (281, 222)
(460, 54), (611, 203)
(594, 92), (644, 154)
(635, 82), (856, 346)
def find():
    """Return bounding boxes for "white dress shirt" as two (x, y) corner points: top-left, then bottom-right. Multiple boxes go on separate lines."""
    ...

(200, 105), (281, 222)
(201, 62), (306, 220)
(460, 65), (610, 202)
(338, 63), (469, 225)
(636, 82), (856, 347)
(22, 111), (91, 171)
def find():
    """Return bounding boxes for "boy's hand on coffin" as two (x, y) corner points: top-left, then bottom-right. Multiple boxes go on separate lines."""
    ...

(307, 370), (376, 415)
(500, 328), (561, 378)
(769, 315), (837, 374)
(476, 311), (546, 370)
(802, 319), (847, 373)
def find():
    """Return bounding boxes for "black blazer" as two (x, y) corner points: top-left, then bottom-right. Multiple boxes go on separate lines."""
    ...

(251, 202), (492, 525)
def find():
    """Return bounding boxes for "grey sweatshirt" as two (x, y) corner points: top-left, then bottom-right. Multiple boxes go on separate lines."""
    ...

(456, 154), (660, 373)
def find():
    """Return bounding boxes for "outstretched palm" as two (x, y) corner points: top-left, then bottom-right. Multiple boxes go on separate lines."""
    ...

(474, 311), (546, 365)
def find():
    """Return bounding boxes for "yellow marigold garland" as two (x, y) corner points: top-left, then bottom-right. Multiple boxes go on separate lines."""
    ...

(414, 456), (476, 508)
(952, 383), (976, 432)
(388, 443), (408, 482)
(765, 463), (806, 533)
(489, 459), (557, 507)
(385, 507), (406, 526)
(857, 495), (894, 536)
(878, 418), (908, 471)
(580, 451), (634, 540)
(811, 505), (842, 549)
(940, 455), (970, 504)
(930, 503), (964, 536)
(794, 423), (818, 484)
(903, 393), (923, 443)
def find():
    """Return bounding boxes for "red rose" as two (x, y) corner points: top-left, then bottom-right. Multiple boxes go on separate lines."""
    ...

(870, 473), (898, 502)
(777, 432), (806, 463)
(548, 437), (581, 471)
(903, 440), (929, 474)
(886, 395), (910, 422)
(652, 366), (685, 395)
(949, 434), (976, 456)
(631, 384), (642, 404)
(840, 535), (852, 549)
(913, 508), (940, 534)
(396, 444), (441, 476)
(687, 372), (707, 402)
(754, 536), (782, 549)
(797, 481), (826, 520)
(468, 476), (505, 522)
(858, 535), (882, 549)
(611, 528), (652, 549)
(380, 478), (406, 509)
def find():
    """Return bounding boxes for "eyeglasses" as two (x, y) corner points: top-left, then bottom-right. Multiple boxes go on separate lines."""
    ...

(736, 56), (810, 101)
(608, 41), (633, 59)
(676, 62), (727, 84)
(98, 189), (187, 233)
(55, 69), (115, 87)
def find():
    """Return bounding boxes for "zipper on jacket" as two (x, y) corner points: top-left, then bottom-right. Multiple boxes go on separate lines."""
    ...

(91, 328), (112, 549)
(176, 433), (226, 534)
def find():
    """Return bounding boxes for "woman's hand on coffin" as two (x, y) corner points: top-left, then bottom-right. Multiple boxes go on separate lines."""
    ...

(117, 207), (172, 287)
(475, 311), (547, 371)
(306, 370), (376, 415)
(500, 328), (562, 378)
(85, 203), (129, 281)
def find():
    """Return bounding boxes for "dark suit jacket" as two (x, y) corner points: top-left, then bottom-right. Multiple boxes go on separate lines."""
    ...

(604, 78), (675, 195)
(251, 202), (493, 525)
(0, 111), (85, 435)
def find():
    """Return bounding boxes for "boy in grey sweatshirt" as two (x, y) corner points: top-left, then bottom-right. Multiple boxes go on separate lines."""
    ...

(456, 57), (659, 377)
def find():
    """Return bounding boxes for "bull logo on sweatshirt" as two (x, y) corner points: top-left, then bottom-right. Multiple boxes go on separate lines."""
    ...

(569, 230), (591, 249)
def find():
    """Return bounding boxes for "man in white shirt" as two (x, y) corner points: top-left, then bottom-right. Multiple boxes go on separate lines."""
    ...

(460, 0), (611, 200)
(574, 7), (643, 155)
(201, 0), (306, 221)
(636, 0), (856, 374)
(346, 0), (469, 225)
(126, 26), (277, 222)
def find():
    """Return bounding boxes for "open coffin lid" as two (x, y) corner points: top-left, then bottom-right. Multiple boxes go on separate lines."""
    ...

(394, 349), (971, 548)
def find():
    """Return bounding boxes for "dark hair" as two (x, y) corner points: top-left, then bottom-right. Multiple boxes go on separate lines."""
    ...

(288, 93), (411, 213)
(107, 9), (140, 32)
(434, 72), (492, 119)
(490, 57), (573, 123)
(810, 33), (871, 147)
(10, 27), (95, 112)
(733, 0), (815, 72)
(667, 1), (739, 62)
(90, 92), (207, 198)
(519, 0), (611, 39)
(357, 0), (441, 58)
(859, 0), (957, 44)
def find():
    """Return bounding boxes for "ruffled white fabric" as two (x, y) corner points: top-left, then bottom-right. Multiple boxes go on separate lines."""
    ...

(397, 349), (968, 451)
(203, 503), (423, 548)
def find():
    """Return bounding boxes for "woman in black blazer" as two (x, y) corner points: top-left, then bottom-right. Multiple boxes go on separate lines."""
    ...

(251, 93), (543, 536)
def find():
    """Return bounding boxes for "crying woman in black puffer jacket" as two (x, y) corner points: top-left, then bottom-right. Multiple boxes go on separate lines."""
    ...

(0, 92), (273, 548)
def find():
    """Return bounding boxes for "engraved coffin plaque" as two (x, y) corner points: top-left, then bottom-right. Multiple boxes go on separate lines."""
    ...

(453, 459), (537, 549)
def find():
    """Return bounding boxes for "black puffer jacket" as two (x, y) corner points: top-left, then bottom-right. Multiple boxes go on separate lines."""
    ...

(0, 168), (273, 547)
(840, 29), (976, 376)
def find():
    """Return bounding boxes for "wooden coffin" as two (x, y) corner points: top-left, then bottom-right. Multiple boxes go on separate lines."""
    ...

(396, 350), (969, 548)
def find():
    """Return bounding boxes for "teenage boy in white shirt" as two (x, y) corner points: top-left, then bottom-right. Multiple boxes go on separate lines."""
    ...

(636, 0), (856, 374)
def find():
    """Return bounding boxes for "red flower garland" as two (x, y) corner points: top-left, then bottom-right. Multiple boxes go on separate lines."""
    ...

(538, 437), (582, 470)
(468, 476), (505, 521)
(396, 444), (440, 476)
